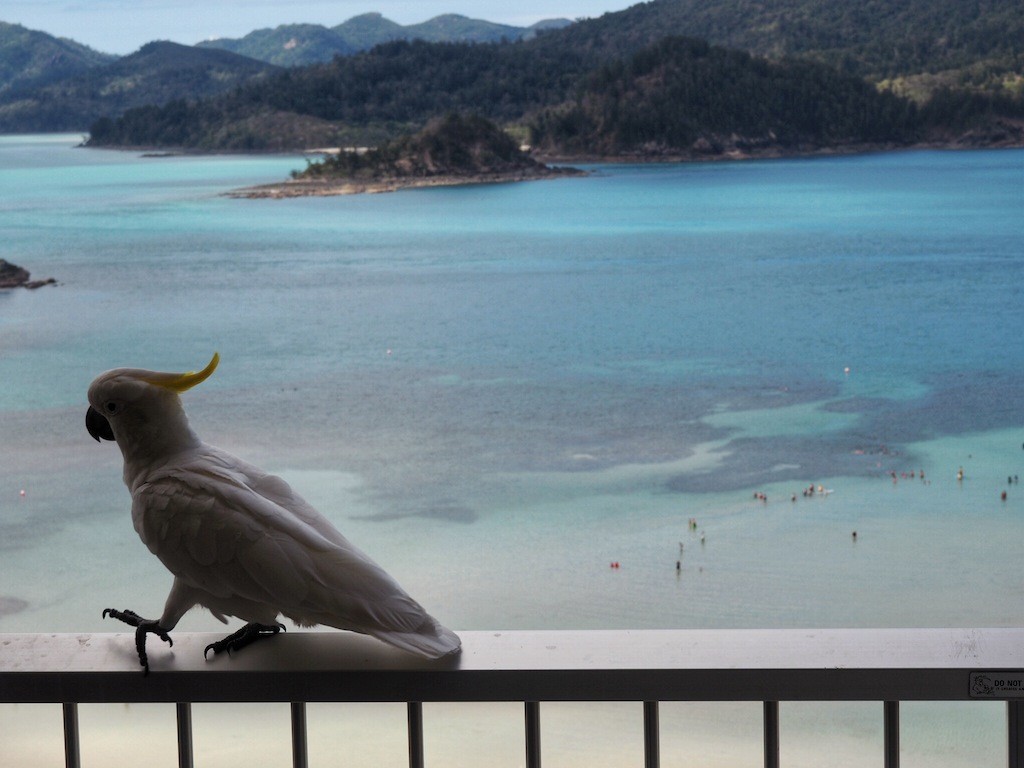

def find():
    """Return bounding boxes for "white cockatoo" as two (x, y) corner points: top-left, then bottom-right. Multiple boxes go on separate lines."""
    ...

(86, 353), (460, 672)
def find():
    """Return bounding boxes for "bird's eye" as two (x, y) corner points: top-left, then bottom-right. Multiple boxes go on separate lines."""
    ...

(104, 402), (119, 415)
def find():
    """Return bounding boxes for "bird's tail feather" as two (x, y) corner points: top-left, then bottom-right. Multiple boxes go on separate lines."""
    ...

(371, 620), (461, 660)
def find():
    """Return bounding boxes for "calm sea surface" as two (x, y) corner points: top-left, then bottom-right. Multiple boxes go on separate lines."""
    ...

(1, 134), (1022, 766)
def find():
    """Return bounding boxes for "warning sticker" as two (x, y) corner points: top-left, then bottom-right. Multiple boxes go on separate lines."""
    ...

(970, 673), (1024, 698)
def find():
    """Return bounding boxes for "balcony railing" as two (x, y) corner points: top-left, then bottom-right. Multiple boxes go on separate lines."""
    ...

(2, 628), (1024, 768)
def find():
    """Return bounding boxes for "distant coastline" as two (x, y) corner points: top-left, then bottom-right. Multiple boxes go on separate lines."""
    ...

(533, 119), (1024, 165)
(224, 129), (1023, 198)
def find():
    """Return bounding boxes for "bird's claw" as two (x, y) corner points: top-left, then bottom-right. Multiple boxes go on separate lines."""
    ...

(204, 622), (285, 660)
(103, 608), (172, 675)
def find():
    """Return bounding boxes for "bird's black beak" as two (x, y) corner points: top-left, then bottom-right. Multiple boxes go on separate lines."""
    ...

(86, 406), (115, 442)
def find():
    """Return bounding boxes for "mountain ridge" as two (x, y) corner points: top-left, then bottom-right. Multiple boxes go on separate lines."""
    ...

(0, 21), (115, 95)
(0, 40), (278, 133)
(198, 13), (573, 67)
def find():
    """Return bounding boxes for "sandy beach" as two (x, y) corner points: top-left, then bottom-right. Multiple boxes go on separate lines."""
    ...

(228, 166), (586, 198)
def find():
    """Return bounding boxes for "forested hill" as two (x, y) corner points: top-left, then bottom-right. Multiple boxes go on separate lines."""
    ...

(0, 41), (278, 133)
(87, 34), (930, 155)
(0, 22), (114, 94)
(528, 36), (921, 158)
(87, 38), (600, 150)
(82, 0), (1024, 155)
(559, 0), (1024, 89)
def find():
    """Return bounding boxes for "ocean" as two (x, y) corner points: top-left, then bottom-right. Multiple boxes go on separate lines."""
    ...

(1, 134), (1022, 766)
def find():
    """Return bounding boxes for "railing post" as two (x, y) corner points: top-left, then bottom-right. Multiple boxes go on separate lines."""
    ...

(407, 702), (424, 768)
(62, 702), (80, 768)
(643, 701), (660, 768)
(763, 701), (779, 768)
(884, 701), (899, 768)
(1010, 701), (1024, 768)
(525, 701), (541, 768)
(290, 702), (308, 768)
(176, 703), (194, 768)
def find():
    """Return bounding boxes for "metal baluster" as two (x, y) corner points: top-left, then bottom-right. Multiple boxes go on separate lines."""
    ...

(884, 701), (899, 768)
(643, 701), (660, 768)
(62, 702), (80, 768)
(525, 701), (541, 768)
(176, 703), (194, 768)
(763, 701), (780, 768)
(407, 702), (424, 768)
(290, 702), (308, 768)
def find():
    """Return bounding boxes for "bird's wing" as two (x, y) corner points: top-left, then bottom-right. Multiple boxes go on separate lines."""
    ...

(216, 448), (355, 551)
(131, 448), (433, 634)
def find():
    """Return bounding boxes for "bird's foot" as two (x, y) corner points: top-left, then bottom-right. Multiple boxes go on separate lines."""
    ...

(204, 622), (285, 660)
(102, 608), (173, 675)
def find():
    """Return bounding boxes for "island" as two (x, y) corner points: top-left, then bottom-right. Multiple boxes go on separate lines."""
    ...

(230, 114), (585, 198)
(0, 259), (56, 289)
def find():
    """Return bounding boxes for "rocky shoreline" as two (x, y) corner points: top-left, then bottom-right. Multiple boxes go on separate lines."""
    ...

(228, 164), (587, 199)
(0, 259), (57, 289)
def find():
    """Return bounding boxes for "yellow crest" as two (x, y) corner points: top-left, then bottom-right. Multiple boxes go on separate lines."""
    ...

(142, 353), (220, 392)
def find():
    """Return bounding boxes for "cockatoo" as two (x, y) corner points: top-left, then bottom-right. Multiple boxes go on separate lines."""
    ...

(86, 353), (460, 672)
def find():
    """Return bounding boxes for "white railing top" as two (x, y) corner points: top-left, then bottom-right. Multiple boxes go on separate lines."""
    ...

(2, 628), (1023, 704)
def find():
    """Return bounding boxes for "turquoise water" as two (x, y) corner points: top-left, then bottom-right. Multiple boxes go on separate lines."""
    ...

(1, 135), (1023, 766)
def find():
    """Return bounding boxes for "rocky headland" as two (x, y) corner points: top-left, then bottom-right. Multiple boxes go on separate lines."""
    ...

(231, 114), (585, 198)
(0, 259), (56, 289)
